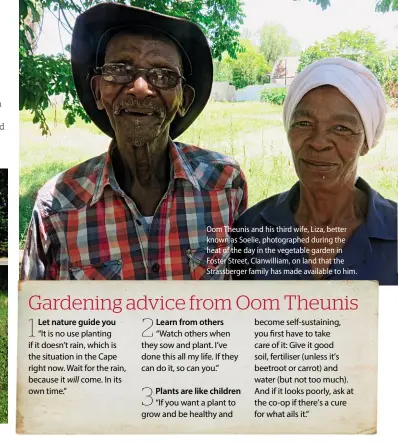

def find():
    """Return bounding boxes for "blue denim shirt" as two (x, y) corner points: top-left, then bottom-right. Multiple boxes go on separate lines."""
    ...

(231, 178), (398, 285)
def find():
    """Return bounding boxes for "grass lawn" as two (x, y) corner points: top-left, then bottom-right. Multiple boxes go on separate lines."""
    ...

(0, 292), (7, 423)
(19, 102), (398, 246)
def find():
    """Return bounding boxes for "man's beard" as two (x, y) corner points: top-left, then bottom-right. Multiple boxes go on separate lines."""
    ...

(113, 97), (167, 146)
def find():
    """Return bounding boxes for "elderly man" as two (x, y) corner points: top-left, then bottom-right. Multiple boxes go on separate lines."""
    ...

(21, 3), (247, 280)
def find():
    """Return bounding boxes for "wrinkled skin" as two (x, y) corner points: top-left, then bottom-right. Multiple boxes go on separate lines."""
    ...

(91, 31), (195, 215)
(92, 32), (194, 148)
(288, 85), (368, 191)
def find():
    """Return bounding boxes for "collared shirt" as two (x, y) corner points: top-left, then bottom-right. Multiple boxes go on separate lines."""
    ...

(231, 178), (398, 285)
(21, 140), (247, 280)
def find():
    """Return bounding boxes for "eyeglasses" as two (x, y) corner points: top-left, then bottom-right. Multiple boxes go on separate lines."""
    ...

(95, 63), (185, 89)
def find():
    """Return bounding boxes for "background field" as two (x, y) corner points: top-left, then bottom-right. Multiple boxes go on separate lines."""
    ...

(20, 102), (398, 246)
(0, 292), (7, 423)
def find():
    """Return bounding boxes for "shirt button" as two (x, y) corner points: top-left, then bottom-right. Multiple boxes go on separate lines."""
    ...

(152, 263), (160, 273)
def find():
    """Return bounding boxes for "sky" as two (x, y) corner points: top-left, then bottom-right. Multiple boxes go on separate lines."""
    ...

(36, 0), (398, 55)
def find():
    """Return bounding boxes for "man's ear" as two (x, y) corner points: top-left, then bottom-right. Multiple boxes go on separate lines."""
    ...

(91, 76), (104, 110)
(360, 141), (369, 156)
(177, 85), (195, 117)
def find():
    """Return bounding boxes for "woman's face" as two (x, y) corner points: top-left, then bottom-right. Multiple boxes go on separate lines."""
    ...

(287, 85), (368, 190)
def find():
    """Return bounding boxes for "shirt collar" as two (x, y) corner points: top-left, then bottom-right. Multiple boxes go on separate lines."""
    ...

(90, 143), (113, 206)
(90, 138), (201, 206)
(169, 139), (201, 190)
(260, 177), (397, 240)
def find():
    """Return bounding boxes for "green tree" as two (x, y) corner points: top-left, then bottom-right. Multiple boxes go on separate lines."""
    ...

(259, 23), (301, 67)
(20, 0), (245, 134)
(298, 30), (387, 83)
(374, 0), (398, 12)
(214, 40), (272, 89)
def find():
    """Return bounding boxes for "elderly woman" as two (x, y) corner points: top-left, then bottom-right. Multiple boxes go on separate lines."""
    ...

(231, 58), (397, 285)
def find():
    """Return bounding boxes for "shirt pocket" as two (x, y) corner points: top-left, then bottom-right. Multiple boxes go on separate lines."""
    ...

(186, 246), (231, 280)
(69, 260), (122, 280)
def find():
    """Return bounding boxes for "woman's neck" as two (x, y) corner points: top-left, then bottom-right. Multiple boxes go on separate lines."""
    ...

(294, 184), (368, 227)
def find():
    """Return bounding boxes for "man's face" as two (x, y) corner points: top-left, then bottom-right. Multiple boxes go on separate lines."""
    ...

(287, 85), (368, 190)
(92, 31), (194, 146)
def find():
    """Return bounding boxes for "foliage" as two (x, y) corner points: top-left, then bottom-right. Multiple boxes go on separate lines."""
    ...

(298, 30), (398, 97)
(375, 0), (398, 12)
(259, 23), (301, 67)
(21, 0), (245, 58)
(20, 0), (245, 134)
(260, 88), (287, 105)
(382, 55), (398, 97)
(298, 30), (386, 81)
(20, 52), (91, 135)
(214, 40), (272, 89)
(308, 0), (331, 9)
(0, 170), (7, 257)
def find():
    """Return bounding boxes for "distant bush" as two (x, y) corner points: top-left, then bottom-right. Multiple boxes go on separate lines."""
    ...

(382, 55), (398, 99)
(260, 88), (287, 105)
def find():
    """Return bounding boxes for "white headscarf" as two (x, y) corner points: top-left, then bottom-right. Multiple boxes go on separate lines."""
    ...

(283, 57), (387, 149)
